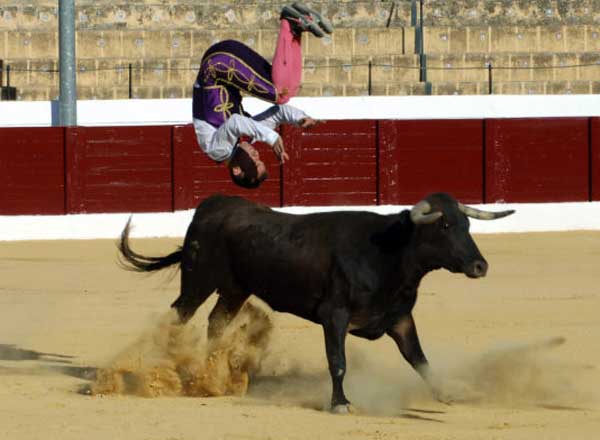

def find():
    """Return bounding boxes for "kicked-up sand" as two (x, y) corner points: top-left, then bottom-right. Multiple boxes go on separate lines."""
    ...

(0, 231), (599, 440)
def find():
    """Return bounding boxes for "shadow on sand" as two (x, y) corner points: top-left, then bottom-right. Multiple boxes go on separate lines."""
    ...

(0, 344), (74, 362)
(0, 343), (97, 382)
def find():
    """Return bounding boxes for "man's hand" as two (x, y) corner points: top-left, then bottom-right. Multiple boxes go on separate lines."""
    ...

(299, 117), (320, 129)
(272, 136), (290, 164)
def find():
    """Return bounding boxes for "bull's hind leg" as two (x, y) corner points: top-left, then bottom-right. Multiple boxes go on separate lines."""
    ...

(318, 304), (352, 413)
(207, 290), (249, 341)
(171, 266), (216, 324)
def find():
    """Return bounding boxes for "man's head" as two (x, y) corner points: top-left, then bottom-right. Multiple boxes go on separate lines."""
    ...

(228, 142), (268, 189)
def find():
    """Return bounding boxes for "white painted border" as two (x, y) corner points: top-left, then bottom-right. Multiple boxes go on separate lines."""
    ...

(1, 202), (599, 241)
(1, 95), (600, 127)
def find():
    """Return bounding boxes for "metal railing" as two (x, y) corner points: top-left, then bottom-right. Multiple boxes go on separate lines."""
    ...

(1, 59), (599, 99)
(0, 60), (16, 100)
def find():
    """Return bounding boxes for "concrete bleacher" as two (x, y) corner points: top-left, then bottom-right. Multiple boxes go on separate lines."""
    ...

(421, 0), (600, 26)
(424, 25), (600, 53)
(0, 0), (599, 100)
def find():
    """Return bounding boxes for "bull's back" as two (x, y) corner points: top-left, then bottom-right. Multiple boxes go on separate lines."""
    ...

(188, 195), (399, 319)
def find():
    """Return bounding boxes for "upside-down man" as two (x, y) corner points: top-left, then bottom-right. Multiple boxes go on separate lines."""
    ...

(192, 2), (333, 188)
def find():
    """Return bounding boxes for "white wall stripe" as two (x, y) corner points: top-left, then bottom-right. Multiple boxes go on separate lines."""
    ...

(2, 95), (600, 127)
(1, 202), (599, 241)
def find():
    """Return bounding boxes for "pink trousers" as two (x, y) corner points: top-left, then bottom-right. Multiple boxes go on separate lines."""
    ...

(271, 20), (302, 104)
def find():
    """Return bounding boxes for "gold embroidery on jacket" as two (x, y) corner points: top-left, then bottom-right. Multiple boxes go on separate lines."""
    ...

(204, 85), (234, 119)
(201, 51), (277, 103)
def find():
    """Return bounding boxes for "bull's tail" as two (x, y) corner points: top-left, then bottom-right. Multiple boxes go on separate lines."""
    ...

(118, 217), (182, 272)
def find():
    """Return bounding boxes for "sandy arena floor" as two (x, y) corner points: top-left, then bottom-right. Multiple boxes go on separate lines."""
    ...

(1, 231), (599, 440)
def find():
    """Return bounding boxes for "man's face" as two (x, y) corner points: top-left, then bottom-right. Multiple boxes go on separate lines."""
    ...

(232, 142), (267, 178)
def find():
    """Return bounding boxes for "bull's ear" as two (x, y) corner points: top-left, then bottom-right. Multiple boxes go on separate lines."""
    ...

(458, 203), (515, 220)
(410, 200), (443, 225)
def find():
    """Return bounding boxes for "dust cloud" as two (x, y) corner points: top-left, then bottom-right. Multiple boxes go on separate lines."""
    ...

(90, 300), (272, 398)
(90, 305), (593, 415)
(339, 336), (595, 415)
(435, 336), (593, 407)
(229, 333), (593, 415)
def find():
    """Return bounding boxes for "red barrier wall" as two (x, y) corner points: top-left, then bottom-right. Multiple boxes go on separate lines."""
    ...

(592, 118), (600, 201)
(0, 127), (65, 215)
(66, 126), (173, 213)
(485, 118), (589, 203)
(172, 124), (281, 210)
(0, 117), (598, 215)
(282, 120), (377, 206)
(379, 120), (484, 205)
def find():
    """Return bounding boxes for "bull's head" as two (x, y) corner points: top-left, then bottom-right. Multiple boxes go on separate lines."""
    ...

(410, 193), (514, 278)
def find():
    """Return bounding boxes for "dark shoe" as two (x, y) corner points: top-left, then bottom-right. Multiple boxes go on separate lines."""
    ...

(291, 2), (333, 34)
(281, 5), (325, 38)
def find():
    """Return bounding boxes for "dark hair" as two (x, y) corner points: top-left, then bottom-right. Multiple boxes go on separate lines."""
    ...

(228, 146), (267, 189)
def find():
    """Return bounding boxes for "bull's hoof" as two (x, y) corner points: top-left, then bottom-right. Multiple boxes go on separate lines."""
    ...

(431, 386), (454, 405)
(331, 403), (355, 414)
(434, 394), (453, 406)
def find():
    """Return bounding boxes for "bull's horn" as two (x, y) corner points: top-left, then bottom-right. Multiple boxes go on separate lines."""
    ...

(458, 202), (515, 220)
(410, 200), (443, 224)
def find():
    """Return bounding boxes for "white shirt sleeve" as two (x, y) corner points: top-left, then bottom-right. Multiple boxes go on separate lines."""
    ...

(252, 104), (309, 130)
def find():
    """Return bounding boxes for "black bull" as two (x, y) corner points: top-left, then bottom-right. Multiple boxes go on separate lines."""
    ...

(119, 192), (514, 412)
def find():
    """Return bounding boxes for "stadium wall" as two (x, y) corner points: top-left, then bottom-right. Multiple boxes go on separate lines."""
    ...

(1, 96), (600, 239)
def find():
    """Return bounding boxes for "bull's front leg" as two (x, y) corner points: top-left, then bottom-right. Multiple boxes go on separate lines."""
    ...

(318, 304), (352, 413)
(386, 313), (449, 404)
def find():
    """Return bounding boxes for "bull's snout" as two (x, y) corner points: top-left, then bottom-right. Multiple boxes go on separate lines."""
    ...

(466, 259), (488, 278)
